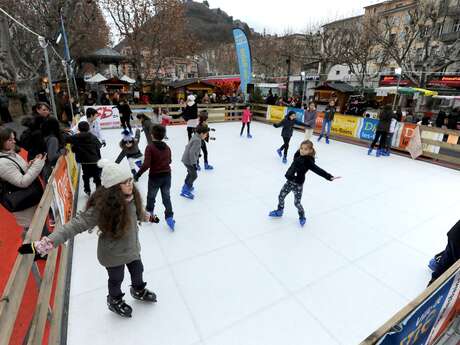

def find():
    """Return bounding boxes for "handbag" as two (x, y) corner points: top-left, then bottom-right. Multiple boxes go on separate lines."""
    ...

(0, 156), (44, 212)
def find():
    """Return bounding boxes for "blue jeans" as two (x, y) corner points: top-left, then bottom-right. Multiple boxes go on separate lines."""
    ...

(146, 174), (173, 218)
(320, 120), (332, 138)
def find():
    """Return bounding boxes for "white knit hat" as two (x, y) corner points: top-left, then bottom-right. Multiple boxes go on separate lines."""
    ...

(97, 159), (132, 188)
(186, 94), (195, 106)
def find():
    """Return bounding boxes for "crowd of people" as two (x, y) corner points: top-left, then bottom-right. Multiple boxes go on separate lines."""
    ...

(0, 89), (458, 319)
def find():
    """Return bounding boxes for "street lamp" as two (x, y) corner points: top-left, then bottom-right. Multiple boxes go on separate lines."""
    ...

(392, 67), (402, 110)
(300, 71), (306, 106)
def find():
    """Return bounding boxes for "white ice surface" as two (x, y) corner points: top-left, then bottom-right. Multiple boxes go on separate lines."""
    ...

(66, 121), (460, 345)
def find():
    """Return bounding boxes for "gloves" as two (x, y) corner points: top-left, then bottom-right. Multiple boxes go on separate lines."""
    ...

(18, 237), (54, 260)
(101, 140), (106, 147)
(148, 214), (160, 223)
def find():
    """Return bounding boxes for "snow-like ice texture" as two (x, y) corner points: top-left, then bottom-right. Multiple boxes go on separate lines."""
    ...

(66, 121), (460, 345)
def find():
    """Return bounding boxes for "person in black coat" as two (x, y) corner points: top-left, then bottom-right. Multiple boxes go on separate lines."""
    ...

(19, 102), (51, 161)
(68, 121), (102, 195)
(180, 95), (198, 141)
(269, 140), (339, 227)
(274, 111), (306, 163)
(117, 98), (133, 134)
(435, 110), (447, 128)
(429, 220), (460, 285)
(368, 105), (392, 157)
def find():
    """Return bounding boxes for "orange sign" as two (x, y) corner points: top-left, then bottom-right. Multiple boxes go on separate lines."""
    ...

(52, 158), (74, 223)
(398, 123), (417, 149)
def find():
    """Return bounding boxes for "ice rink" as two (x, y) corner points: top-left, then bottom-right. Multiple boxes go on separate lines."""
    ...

(66, 121), (460, 345)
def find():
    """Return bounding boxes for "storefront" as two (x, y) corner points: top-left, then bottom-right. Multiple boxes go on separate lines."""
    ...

(312, 81), (355, 113)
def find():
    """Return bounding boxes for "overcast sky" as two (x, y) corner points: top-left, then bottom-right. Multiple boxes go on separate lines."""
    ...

(204, 0), (382, 34)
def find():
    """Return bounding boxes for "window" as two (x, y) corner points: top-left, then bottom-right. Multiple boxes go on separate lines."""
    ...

(453, 19), (460, 32)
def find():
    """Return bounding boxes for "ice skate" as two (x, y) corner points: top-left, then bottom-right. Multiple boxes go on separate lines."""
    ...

(276, 148), (282, 157)
(130, 286), (157, 302)
(107, 294), (132, 318)
(299, 217), (306, 227)
(204, 163), (214, 170)
(269, 210), (283, 217)
(166, 217), (175, 231)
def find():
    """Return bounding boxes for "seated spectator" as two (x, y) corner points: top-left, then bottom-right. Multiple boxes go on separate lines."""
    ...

(0, 126), (47, 236)
(19, 102), (51, 161)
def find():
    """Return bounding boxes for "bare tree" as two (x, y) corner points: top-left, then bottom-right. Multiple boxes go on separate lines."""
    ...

(0, 0), (110, 108)
(102, 0), (197, 84)
(367, 0), (460, 87)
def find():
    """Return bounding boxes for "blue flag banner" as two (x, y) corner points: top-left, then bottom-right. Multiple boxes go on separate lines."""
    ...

(61, 15), (71, 62)
(233, 28), (252, 97)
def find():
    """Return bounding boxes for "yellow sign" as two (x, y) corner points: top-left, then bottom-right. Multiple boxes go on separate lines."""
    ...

(268, 106), (286, 123)
(65, 145), (79, 191)
(331, 114), (360, 138)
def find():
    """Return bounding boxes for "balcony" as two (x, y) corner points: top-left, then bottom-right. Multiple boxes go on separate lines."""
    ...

(440, 31), (460, 42)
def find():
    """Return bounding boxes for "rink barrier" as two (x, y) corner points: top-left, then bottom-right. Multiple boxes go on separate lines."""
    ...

(360, 259), (460, 345)
(84, 103), (247, 129)
(250, 103), (460, 168)
(0, 152), (79, 345)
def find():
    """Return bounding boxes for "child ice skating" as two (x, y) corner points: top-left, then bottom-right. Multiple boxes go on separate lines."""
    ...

(197, 110), (214, 170)
(269, 140), (340, 226)
(303, 102), (317, 140)
(71, 107), (106, 147)
(273, 111), (306, 163)
(68, 121), (102, 196)
(134, 125), (175, 231)
(18, 160), (158, 318)
(136, 113), (154, 146)
(180, 125), (210, 199)
(240, 104), (252, 138)
(317, 100), (336, 144)
(368, 105), (392, 157)
(115, 129), (143, 176)
(180, 95), (198, 141)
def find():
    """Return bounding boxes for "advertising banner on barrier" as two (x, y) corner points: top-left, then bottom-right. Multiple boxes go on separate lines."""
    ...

(407, 126), (423, 159)
(331, 115), (360, 138)
(287, 107), (305, 123)
(52, 158), (74, 223)
(375, 270), (460, 345)
(359, 118), (378, 141)
(65, 146), (79, 190)
(398, 123), (417, 149)
(421, 131), (443, 154)
(315, 113), (324, 132)
(84, 105), (120, 128)
(268, 105), (286, 123)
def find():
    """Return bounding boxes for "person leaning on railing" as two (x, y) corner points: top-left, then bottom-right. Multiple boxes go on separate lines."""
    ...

(0, 126), (47, 237)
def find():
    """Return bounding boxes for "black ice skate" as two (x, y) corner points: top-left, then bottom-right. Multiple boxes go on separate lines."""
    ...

(107, 294), (132, 318)
(130, 286), (157, 302)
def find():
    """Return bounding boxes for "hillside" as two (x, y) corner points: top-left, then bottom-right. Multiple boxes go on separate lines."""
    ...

(184, 1), (254, 47)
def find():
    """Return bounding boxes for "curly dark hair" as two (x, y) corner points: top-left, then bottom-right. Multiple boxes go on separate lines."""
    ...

(86, 184), (144, 239)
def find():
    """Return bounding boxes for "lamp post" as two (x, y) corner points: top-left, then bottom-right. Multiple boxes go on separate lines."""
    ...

(300, 71), (306, 106)
(392, 67), (402, 111)
(38, 36), (57, 118)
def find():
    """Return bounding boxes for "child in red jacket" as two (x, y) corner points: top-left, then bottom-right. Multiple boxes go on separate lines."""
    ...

(240, 104), (252, 138)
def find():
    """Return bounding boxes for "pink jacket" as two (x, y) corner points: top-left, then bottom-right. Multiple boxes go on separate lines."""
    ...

(242, 109), (252, 123)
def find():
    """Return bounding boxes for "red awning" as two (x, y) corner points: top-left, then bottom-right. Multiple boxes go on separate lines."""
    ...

(379, 76), (412, 86)
(203, 77), (241, 85)
(428, 77), (460, 88)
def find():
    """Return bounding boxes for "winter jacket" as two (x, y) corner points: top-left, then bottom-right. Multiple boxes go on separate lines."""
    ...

(43, 135), (66, 181)
(285, 151), (333, 185)
(48, 199), (143, 267)
(324, 106), (336, 122)
(115, 129), (142, 163)
(71, 116), (104, 144)
(137, 141), (171, 178)
(304, 110), (317, 128)
(181, 133), (202, 166)
(117, 103), (132, 119)
(242, 109), (252, 123)
(68, 132), (102, 164)
(0, 151), (45, 227)
(377, 110), (392, 132)
(141, 118), (154, 146)
(274, 117), (305, 138)
(181, 103), (198, 127)
(19, 114), (48, 161)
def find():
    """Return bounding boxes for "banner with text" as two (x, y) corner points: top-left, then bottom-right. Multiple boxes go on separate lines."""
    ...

(84, 105), (120, 129)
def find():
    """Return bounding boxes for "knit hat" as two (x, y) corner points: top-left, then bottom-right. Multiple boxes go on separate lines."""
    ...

(121, 129), (133, 142)
(97, 159), (132, 188)
(186, 95), (195, 107)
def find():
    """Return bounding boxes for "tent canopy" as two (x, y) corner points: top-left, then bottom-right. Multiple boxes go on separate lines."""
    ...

(85, 73), (107, 83)
(375, 86), (438, 96)
(120, 75), (136, 84)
